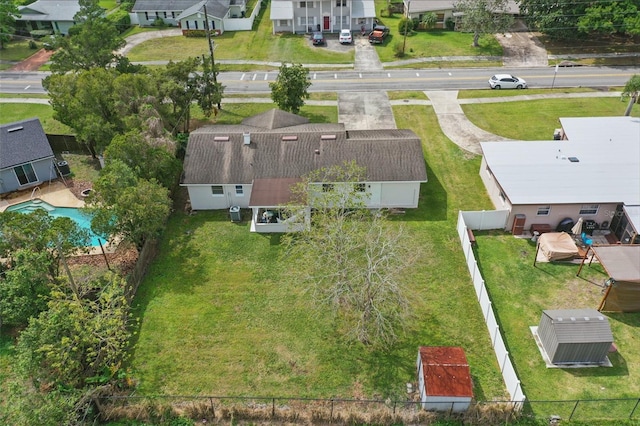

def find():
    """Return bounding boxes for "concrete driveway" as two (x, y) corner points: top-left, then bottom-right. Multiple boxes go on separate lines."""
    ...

(497, 20), (548, 67)
(338, 91), (396, 130)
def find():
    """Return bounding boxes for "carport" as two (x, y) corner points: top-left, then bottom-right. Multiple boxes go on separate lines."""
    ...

(576, 245), (640, 312)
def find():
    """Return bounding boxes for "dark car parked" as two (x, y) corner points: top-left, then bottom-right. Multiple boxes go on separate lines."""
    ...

(312, 32), (325, 45)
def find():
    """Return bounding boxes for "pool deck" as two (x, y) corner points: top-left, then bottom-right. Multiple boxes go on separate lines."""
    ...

(0, 181), (84, 212)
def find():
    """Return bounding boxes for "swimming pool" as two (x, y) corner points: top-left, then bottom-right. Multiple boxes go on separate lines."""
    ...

(6, 199), (104, 247)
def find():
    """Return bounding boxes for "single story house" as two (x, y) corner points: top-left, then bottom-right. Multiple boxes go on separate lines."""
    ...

(0, 118), (57, 195)
(180, 109), (428, 232)
(480, 116), (640, 245)
(15, 0), (81, 36)
(270, 0), (376, 34)
(131, 0), (251, 33)
(416, 346), (473, 412)
(402, 0), (519, 29)
(537, 309), (613, 365)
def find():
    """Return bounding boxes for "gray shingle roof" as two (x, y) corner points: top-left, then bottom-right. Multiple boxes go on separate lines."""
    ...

(242, 108), (310, 129)
(182, 111), (427, 185)
(18, 0), (81, 22)
(132, 0), (199, 12)
(176, 0), (229, 20)
(0, 118), (54, 170)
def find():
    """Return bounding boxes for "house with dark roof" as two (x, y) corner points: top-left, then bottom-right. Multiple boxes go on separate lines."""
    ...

(0, 118), (56, 195)
(402, 0), (519, 30)
(15, 0), (81, 36)
(181, 109), (428, 232)
(131, 0), (253, 33)
(270, 0), (376, 35)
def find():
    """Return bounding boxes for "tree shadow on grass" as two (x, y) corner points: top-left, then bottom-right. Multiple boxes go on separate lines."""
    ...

(401, 161), (447, 222)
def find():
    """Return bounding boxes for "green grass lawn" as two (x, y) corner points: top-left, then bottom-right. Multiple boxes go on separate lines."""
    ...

(0, 103), (72, 134)
(474, 232), (640, 409)
(462, 97), (640, 140)
(129, 103), (507, 400)
(0, 40), (41, 70)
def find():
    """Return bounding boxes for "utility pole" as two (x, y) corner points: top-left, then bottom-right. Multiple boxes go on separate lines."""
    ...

(202, 3), (221, 109)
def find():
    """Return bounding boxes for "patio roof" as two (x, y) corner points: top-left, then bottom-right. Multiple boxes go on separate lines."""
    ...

(249, 177), (302, 207)
(591, 246), (640, 283)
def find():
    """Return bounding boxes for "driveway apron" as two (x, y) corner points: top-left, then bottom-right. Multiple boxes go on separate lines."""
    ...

(497, 20), (548, 67)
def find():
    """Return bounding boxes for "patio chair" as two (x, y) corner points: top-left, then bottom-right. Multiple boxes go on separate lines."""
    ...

(581, 232), (593, 246)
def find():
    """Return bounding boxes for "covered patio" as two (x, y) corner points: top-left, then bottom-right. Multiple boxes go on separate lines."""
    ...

(248, 178), (308, 233)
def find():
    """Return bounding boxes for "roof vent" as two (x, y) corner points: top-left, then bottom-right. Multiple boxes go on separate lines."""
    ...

(7, 126), (23, 133)
(243, 132), (250, 145)
(214, 136), (230, 141)
(568, 157), (579, 162)
(282, 135), (298, 141)
(321, 134), (336, 140)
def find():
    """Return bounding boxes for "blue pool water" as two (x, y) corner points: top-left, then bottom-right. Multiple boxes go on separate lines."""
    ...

(6, 199), (104, 247)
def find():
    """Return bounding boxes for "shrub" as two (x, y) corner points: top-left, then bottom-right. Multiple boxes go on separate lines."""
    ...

(183, 30), (207, 37)
(445, 17), (455, 31)
(398, 17), (414, 35)
(393, 41), (406, 57)
(107, 9), (131, 33)
(153, 17), (167, 28)
(28, 40), (38, 49)
(120, 0), (135, 12)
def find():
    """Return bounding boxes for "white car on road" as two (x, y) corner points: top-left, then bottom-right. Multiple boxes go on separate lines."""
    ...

(489, 74), (527, 89)
(339, 29), (352, 44)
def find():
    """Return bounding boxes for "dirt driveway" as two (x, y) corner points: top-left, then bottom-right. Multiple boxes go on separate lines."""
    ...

(497, 19), (548, 67)
(9, 48), (54, 71)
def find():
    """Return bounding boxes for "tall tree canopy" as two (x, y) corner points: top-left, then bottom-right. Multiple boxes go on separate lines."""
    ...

(49, 0), (125, 72)
(454, 0), (513, 47)
(86, 160), (172, 252)
(281, 162), (418, 348)
(0, 0), (20, 50)
(520, 0), (640, 39)
(269, 62), (311, 114)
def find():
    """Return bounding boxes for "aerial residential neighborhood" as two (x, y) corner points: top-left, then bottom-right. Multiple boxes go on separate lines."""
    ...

(1, 0), (640, 423)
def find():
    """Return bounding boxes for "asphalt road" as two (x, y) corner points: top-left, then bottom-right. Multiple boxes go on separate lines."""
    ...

(1, 66), (640, 95)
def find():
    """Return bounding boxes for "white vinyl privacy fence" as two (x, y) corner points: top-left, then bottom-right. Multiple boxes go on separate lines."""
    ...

(457, 210), (526, 408)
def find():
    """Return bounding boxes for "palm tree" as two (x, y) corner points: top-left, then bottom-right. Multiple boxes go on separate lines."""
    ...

(622, 75), (640, 116)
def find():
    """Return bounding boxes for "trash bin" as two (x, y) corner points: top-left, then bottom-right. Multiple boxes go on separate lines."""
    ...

(57, 161), (71, 176)
(229, 206), (241, 222)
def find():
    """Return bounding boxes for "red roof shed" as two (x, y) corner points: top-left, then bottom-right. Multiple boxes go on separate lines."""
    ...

(416, 346), (473, 412)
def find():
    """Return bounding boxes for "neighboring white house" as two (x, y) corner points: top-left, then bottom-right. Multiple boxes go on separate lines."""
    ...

(401, 0), (520, 29)
(480, 116), (640, 245)
(0, 118), (57, 195)
(15, 0), (81, 36)
(416, 346), (473, 412)
(270, 0), (376, 34)
(180, 109), (428, 233)
(131, 0), (253, 33)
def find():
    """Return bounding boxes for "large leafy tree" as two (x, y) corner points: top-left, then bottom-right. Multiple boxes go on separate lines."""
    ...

(269, 62), (311, 114)
(86, 160), (172, 252)
(622, 74), (640, 116)
(104, 131), (181, 189)
(519, 0), (586, 39)
(281, 162), (418, 348)
(454, 0), (513, 47)
(0, 0), (20, 50)
(157, 58), (201, 134)
(0, 209), (91, 279)
(15, 272), (132, 389)
(49, 0), (125, 72)
(578, 0), (640, 37)
(0, 250), (50, 328)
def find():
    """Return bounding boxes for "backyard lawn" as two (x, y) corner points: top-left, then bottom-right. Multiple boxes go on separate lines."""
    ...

(0, 103), (72, 134)
(130, 103), (507, 400)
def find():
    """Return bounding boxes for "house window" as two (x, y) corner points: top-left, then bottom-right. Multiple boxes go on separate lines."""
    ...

(336, 15), (349, 25)
(163, 12), (167, 18)
(211, 185), (224, 195)
(279, 20), (288, 26)
(172, 11), (176, 18)
(336, 0), (346, 6)
(14, 164), (37, 186)
(194, 21), (198, 29)
(579, 204), (599, 215)
(300, 1), (313, 7)
(536, 206), (550, 216)
(186, 21), (190, 29)
(498, 191), (506, 204)
(485, 165), (493, 176)
(155, 12), (160, 18)
(145, 12), (149, 20)
(354, 183), (366, 193)
(235, 185), (244, 196)
(299, 17), (313, 25)
(322, 184), (334, 192)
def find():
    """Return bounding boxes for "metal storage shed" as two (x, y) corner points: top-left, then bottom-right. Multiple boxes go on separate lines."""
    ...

(416, 346), (473, 412)
(538, 309), (613, 365)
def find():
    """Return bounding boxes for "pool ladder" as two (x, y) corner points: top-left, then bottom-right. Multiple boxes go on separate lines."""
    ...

(30, 186), (41, 200)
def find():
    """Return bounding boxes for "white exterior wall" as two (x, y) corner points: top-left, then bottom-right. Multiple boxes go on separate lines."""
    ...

(134, 11), (181, 27)
(480, 157), (513, 215)
(180, 13), (225, 33)
(422, 396), (471, 412)
(187, 184), (253, 210)
(378, 182), (421, 208)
